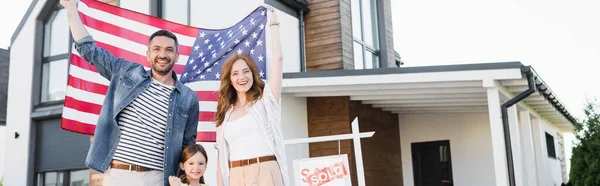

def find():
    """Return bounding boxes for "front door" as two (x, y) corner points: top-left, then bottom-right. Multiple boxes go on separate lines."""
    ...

(411, 140), (454, 186)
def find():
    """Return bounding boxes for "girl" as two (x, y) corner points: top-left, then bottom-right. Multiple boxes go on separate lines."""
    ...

(169, 144), (209, 186)
(215, 6), (288, 186)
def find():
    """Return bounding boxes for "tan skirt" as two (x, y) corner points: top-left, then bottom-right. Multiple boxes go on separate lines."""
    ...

(229, 160), (284, 186)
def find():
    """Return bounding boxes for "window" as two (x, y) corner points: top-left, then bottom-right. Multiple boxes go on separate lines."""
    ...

(351, 0), (379, 69)
(161, 0), (190, 25)
(69, 170), (90, 186)
(41, 5), (70, 103)
(546, 132), (556, 158)
(37, 170), (89, 186)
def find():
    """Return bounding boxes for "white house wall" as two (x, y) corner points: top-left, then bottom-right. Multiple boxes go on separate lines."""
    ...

(0, 126), (5, 178)
(535, 119), (567, 185)
(399, 113), (496, 186)
(280, 94), (309, 183)
(5, 0), (46, 185)
(119, 0), (151, 15)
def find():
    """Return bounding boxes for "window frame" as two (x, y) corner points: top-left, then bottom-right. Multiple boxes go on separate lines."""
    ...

(351, 0), (380, 70)
(36, 169), (90, 186)
(37, 171), (68, 186)
(156, 0), (192, 25)
(545, 132), (556, 159)
(37, 4), (72, 106)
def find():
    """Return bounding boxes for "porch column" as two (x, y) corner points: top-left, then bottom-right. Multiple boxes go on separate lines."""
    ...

(507, 105), (524, 186)
(485, 86), (509, 186)
(519, 111), (539, 186)
(531, 118), (546, 185)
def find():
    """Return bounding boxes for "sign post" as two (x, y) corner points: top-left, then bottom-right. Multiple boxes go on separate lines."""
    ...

(293, 154), (352, 186)
(284, 117), (373, 186)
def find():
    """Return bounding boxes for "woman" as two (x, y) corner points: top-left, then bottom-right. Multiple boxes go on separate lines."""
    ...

(214, 7), (288, 186)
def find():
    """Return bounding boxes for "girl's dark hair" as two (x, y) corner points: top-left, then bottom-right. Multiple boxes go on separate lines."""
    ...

(178, 144), (208, 184)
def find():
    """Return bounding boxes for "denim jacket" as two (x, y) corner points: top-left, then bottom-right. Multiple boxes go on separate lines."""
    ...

(75, 36), (199, 186)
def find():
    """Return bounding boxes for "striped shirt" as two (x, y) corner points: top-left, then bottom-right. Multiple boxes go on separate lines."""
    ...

(113, 79), (174, 170)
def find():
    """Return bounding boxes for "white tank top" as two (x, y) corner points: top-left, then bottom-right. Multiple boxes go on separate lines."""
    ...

(223, 113), (274, 161)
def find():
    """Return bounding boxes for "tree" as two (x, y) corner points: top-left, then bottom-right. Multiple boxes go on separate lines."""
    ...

(570, 100), (600, 186)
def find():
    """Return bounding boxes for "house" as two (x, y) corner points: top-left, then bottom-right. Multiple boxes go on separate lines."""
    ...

(5, 0), (574, 185)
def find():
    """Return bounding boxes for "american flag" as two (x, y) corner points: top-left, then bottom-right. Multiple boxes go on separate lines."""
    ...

(61, 0), (268, 142)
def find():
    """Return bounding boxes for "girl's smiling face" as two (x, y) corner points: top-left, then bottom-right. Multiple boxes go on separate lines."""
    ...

(180, 152), (207, 181)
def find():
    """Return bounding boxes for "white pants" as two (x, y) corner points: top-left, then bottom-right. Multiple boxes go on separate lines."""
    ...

(229, 161), (284, 186)
(102, 168), (163, 186)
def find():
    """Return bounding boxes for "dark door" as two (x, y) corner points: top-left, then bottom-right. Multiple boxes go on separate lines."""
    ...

(411, 140), (454, 186)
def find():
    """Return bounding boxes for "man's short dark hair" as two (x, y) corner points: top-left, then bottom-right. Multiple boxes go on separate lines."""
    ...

(148, 30), (179, 52)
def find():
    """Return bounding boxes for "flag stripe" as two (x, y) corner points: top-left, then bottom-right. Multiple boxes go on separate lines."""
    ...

(66, 86), (106, 105)
(63, 106), (101, 125)
(80, 0), (199, 38)
(61, 118), (96, 135)
(196, 91), (220, 102)
(185, 81), (221, 92)
(198, 122), (217, 131)
(200, 112), (216, 122)
(196, 132), (217, 142)
(78, 11), (193, 55)
(199, 101), (218, 112)
(65, 96), (103, 115)
(69, 62), (110, 86)
(68, 75), (108, 95)
(70, 53), (98, 73)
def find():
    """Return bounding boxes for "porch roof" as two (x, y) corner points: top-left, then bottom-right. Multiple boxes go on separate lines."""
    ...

(282, 62), (576, 131)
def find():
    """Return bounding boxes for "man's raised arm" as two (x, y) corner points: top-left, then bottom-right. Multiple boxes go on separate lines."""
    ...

(61, 0), (130, 80)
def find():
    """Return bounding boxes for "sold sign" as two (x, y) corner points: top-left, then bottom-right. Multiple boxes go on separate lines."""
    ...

(301, 161), (349, 186)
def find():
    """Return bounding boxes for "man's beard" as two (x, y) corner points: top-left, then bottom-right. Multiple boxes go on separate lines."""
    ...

(152, 57), (175, 75)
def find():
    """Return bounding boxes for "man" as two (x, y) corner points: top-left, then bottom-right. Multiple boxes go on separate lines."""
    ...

(61, 0), (199, 185)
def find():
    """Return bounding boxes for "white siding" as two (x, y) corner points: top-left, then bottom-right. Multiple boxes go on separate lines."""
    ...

(0, 126), (5, 180)
(535, 119), (566, 185)
(119, 0), (151, 15)
(399, 113), (496, 186)
(5, 0), (46, 184)
(281, 94), (309, 184)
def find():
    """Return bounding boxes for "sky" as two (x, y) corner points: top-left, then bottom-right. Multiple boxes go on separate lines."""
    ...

(2, 0), (596, 119)
(391, 0), (600, 119)
(0, 0), (30, 49)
